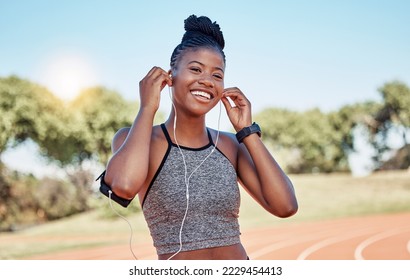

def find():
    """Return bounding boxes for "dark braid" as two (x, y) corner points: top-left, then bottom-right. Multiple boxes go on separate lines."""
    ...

(170, 15), (226, 70)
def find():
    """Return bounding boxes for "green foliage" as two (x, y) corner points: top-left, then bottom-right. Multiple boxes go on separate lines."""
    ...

(328, 101), (381, 152)
(0, 165), (94, 231)
(0, 76), (67, 154)
(68, 87), (137, 165)
(255, 103), (379, 173)
(0, 166), (96, 231)
(255, 108), (338, 173)
(1, 73), (409, 230)
(0, 75), (144, 230)
(0, 165), (40, 231)
(35, 177), (79, 220)
(0, 76), (149, 166)
(366, 81), (410, 169)
(65, 169), (95, 212)
(377, 81), (410, 127)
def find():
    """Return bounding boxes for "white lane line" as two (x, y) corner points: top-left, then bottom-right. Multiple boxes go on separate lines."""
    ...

(250, 224), (376, 259)
(354, 227), (410, 260)
(296, 228), (378, 260)
(250, 235), (324, 259)
(249, 224), (357, 259)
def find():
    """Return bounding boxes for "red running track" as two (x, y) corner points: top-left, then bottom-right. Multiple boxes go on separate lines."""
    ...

(28, 212), (410, 260)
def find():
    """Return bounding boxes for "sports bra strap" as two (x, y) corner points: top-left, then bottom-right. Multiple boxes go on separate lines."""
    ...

(206, 128), (214, 145)
(161, 123), (214, 146)
(160, 123), (173, 145)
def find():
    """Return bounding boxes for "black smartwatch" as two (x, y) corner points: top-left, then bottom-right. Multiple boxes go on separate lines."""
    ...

(235, 122), (262, 143)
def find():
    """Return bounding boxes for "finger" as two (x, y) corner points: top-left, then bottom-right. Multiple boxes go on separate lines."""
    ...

(221, 96), (233, 112)
(147, 68), (172, 87)
(224, 93), (248, 109)
(149, 67), (166, 79)
(146, 66), (161, 78)
(146, 67), (169, 83)
(223, 87), (246, 96)
(161, 77), (172, 89)
(156, 71), (172, 88)
(223, 88), (247, 98)
(223, 89), (245, 102)
(223, 87), (241, 93)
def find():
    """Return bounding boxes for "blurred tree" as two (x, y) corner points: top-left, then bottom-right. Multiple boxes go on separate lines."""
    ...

(0, 76), (66, 157)
(34, 177), (82, 220)
(365, 81), (410, 169)
(0, 76), (89, 226)
(0, 165), (42, 231)
(0, 163), (12, 230)
(1, 75), (168, 226)
(69, 86), (164, 165)
(328, 101), (380, 156)
(255, 103), (378, 173)
(69, 86), (137, 165)
(255, 108), (345, 173)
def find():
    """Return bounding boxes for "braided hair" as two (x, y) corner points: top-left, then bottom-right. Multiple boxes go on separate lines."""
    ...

(170, 15), (226, 70)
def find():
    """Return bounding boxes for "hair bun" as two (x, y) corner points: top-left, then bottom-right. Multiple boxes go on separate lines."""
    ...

(181, 15), (225, 50)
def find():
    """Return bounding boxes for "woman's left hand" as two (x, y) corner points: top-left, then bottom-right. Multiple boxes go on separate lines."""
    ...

(221, 87), (253, 132)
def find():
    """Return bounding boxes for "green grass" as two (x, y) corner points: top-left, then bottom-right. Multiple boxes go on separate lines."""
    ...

(239, 170), (410, 228)
(1, 170), (409, 259)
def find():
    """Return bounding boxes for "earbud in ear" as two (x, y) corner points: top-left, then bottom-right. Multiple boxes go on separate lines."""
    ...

(169, 74), (173, 87)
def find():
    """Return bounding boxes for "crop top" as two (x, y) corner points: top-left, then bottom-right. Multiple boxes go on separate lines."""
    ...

(141, 124), (241, 255)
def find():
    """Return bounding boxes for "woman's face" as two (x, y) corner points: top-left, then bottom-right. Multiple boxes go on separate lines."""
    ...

(171, 47), (225, 116)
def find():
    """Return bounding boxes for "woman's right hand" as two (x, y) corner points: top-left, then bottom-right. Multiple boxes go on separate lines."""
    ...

(139, 66), (172, 113)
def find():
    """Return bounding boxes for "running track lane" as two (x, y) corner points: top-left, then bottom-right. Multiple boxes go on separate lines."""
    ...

(27, 212), (410, 260)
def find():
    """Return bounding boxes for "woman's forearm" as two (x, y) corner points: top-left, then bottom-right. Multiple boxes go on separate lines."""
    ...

(242, 134), (298, 217)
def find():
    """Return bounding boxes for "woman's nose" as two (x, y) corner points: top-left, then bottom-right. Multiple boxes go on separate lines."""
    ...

(198, 74), (214, 88)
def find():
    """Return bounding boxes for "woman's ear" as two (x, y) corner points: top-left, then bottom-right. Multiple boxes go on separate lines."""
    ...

(167, 70), (173, 86)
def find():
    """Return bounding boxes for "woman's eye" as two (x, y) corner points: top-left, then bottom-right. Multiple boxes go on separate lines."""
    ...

(190, 67), (201, 73)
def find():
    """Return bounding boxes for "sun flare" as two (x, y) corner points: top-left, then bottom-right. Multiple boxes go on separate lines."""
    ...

(40, 51), (99, 101)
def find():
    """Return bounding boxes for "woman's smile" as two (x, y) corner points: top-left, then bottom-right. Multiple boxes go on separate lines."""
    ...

(191, 90), (212, 100)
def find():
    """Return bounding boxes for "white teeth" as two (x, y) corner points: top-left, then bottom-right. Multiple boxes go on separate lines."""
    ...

(191, 91), (211, 99)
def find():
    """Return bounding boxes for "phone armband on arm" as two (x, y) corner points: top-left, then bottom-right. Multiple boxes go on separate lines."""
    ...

(96, 171), (133, 208)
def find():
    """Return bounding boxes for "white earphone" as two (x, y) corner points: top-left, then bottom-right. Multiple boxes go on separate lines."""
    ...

(167, 85), (222, 260)
(106, 84), (222, 261)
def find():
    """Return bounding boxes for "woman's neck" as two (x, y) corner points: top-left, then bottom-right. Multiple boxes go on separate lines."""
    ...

(165, 111), (209, 147)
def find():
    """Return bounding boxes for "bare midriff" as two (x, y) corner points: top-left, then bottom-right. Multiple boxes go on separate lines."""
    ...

(158, 243), (247, 260)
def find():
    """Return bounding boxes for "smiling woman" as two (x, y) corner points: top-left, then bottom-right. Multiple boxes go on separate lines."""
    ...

(38, 50), (100, 101)
(100, 14), (298, 261)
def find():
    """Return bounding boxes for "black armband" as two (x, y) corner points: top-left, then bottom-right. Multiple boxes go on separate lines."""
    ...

(96, 171), (133, 208)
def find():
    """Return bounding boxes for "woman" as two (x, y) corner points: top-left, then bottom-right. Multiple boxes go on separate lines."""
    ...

(103, 15), (298, 260)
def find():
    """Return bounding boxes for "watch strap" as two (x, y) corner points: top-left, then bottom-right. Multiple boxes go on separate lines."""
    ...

(235, 122), (261, 143)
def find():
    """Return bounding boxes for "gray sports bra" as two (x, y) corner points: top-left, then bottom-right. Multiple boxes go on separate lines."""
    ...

(142, 124), (241, 255)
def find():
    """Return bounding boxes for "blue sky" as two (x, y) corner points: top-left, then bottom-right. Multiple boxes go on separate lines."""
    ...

(1, 0), (409, 175)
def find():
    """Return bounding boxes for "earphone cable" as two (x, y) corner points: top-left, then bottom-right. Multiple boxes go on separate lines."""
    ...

(167, 86), (222, 260)
(108, 190), (138, 260)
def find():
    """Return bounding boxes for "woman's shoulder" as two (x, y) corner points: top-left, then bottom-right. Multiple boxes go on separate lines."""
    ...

(111, 125), (166, 153)
(151, 124), (167, 143)
(207, 128), (239, 167)
(208, 128), (238, 146)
